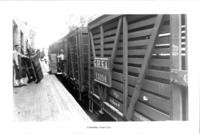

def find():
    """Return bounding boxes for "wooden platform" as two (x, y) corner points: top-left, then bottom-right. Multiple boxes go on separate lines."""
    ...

(13, 62), (91, 122)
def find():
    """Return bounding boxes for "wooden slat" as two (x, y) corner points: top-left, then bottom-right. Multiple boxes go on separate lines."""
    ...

(128, 66), (141, 74)
(94, 39), (100, 44)
(149, 58), (170, 67)
(135, 101), (170, 120)
(128, 28), (152, 39)
(128, 16), (156, 30)
(95, 50), (101, 55)
(126, 15), (163, 120)
(128, 58), (144, 65)
(89, 31), (96, 58)
(121, 86), (170, 114)
(110, 17), (122, 66)
(133, 111), (151, 121)
(113, 64), (123, 71)
(91, 27), (100, 35)
(94, 44), (101, 49)
(117, 49), (146, 56)
(103, 19), (119, 31)
(127, 39), (151, 47)
(104, 28), (117, 37)
(104, 36), (116, 43)
(93, 33), (100, 39)
(122, 16), (129, 115)
(115, 57), (146, 65)
(128, 75), (137, 85)
(163, 15), (170, 22)
(128, 49), (146, 56)
(138, 91), (171, 114)
(103, 50), (113, 55)
(146, 69), (170, 80)
(141, 79), (171, 98)
(104, 43), (114, 49)
(112, 80), (123, 92)
(159, 24), (170, 34)
(152, 47), (170, 54)
(100, 26), (104, 57)
(114, 57), (123, 63)
(112, 71), (123, 82)
(89, 15), (120, 30)
(156, 36), (170, 44)
(126, 15), (154, 23)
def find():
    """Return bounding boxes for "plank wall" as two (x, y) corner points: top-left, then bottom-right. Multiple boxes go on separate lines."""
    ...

(89, 15), (174, 121)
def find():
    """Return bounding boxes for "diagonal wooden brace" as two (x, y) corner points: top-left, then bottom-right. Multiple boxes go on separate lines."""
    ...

(89, 31), (96, 58)
(125, 15), (163, 120)
(111, 17), (122, 66)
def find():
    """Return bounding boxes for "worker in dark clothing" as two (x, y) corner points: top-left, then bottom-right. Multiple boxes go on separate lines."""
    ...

(23, 47), (36, 83)
(57, 49), (65, 73)
(30, 49), (44, 84)
(13, 44), (29, 87)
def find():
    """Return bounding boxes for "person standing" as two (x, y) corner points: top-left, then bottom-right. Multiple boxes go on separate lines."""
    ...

(13, 44), (29, 87)
(30, 49), (44, 83)
(57, 49), (65, 73)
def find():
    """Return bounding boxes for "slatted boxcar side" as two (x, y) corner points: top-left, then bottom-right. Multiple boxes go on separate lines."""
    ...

(66, 28), (89, 100)
(48, 39), (64, 74)
(88, 15), (188, 121)
(62, 35), (68, 77)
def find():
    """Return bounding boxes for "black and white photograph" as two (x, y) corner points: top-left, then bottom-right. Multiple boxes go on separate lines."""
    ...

(12, 14), (188, 121)
(0, 1), (199, 134)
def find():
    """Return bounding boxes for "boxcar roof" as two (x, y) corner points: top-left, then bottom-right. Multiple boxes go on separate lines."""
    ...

(67, 27), (88, 37)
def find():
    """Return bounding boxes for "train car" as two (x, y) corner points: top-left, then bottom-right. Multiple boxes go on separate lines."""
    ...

(48, 43), (58, 74)
(48, 38), (64, 74)
(48, 27), (89, 101)
(88, 14), (188, 121)
(66, 28), (89, 100)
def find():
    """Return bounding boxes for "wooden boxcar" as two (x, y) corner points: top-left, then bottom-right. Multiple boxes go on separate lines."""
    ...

(66, 28), (89, 100)
(88, 14), (188, 121)
(48, 27), (89, 100)
(48, 40), (64, 74)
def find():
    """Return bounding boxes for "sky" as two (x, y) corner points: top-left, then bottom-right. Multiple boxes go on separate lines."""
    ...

(12, 3), (100, 49)
(15, 14), (99, 49)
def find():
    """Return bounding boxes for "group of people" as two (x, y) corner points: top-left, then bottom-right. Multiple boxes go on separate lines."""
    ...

(13, 44), (43, 87)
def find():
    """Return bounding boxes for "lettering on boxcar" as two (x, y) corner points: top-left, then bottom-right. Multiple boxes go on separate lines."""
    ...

(95, 72), (107, 83)
(109, 97), (120, 109)
(94, 58), (108, 69)
(94, 58), (112, 87)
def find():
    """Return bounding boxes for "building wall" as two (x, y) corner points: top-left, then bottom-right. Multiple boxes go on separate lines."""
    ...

(13, 19), (35, 54)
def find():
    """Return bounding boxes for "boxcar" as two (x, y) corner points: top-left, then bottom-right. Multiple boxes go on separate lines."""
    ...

(48, 39), (64, 74)
(88, 14), (188, 121)
(66, 28), (89, 100)
(49, 27), (89, 101)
